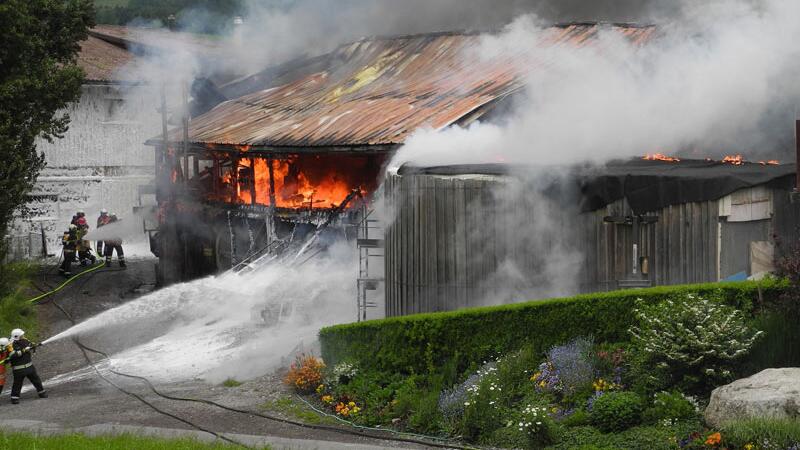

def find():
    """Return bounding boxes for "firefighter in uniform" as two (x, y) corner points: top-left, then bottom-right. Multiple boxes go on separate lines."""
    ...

(71, 209), (86, 227)
(104, 213), (125, 268)
(7, 329), (47, 404)
(96, 208), (110, 256)
(59, 224), (79, 277)
(75, 215), (96, 266)
(0, 337), (10, 395)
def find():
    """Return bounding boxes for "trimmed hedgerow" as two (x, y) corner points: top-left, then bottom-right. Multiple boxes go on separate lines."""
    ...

(319, 280), (787, 376)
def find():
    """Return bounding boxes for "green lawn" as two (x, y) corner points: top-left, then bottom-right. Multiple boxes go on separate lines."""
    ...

(0, 432), (269, 449)
(0, 263), (39, 340)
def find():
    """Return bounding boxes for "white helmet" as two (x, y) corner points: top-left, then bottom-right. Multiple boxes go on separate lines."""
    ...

(11, 329), (24, 341)
(100, 208), (108, 215)
(0, 338), (9, 347)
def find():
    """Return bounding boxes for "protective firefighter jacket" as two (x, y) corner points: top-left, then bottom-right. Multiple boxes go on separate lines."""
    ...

(7, 339), (35, 369)
(62, 230), (78, 251)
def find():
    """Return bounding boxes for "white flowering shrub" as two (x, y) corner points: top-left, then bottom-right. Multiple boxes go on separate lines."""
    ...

(629, 292), (763, 393)
(438, 361), (497, 429)
(324, 361), (359, 387)
(515, 404), (555, 447)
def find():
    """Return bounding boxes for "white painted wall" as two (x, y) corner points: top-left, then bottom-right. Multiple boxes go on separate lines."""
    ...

(7, 83), (160, 260)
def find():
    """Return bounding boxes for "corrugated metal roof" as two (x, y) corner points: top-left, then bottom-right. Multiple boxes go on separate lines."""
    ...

(178, 23), (655, 149)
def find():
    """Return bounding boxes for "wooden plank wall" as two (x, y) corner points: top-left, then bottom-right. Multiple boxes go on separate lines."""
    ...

(385, 173), (789, 317)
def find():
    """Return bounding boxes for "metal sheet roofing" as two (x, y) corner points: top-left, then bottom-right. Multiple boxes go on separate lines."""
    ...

(177, 23), (655, 149)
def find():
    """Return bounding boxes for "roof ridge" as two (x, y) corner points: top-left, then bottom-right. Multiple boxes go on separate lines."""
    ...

(344, 21), (656, 45)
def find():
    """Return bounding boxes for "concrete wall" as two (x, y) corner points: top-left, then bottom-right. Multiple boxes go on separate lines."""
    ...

(6, 83), (160, 260)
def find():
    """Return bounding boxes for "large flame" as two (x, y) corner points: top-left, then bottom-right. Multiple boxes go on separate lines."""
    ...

(227, 154), (384, 209)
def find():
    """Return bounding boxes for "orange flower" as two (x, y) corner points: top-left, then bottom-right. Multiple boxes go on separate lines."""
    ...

(705, 432), (722, 446)
(283, 354), (326, 394)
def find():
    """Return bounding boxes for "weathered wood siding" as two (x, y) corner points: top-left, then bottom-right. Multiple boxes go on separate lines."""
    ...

(384, 172), (762, 317)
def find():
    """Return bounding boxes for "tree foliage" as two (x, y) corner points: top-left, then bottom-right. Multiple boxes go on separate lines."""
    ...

(0, 0), (94, 258)
(95, 0), (242, 34)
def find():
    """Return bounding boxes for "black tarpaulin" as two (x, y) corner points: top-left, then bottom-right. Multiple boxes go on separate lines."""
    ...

(398, 159), (796, 214)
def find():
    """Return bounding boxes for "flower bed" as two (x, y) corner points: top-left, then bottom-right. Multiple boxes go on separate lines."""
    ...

(295, 282), (800, 448)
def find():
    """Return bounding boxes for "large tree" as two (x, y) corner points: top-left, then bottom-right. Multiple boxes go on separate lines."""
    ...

(0, 0), (94, 260)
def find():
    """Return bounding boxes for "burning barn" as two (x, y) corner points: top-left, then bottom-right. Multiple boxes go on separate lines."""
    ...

(147, 23), (655, 285)
(385, 157), (800, 316)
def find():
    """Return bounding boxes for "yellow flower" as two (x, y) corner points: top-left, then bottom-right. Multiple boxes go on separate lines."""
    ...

(743, 444), (753, 450)
(321, 395), (333, 404)
(348, 401), (356, 407)
(315, 384), (325, 394)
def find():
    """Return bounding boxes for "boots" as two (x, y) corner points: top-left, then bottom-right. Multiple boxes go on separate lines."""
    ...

(119, 257), (126, 268)
(105, 257), (111, 268)
(38, 391), (48, 398)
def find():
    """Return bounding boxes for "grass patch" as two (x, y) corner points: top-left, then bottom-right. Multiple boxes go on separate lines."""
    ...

(721, 418), (800, 448)
(0, 431), (269, 449)
(222, 378), (241, 387)
(0, 262), (39, 340)
(261, 396), (339, 426)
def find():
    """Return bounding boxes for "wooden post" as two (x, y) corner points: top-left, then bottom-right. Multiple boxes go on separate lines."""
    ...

(249, 157), (256, 205)
(182, 80), (190, 184)
(267, 157), (277, 210)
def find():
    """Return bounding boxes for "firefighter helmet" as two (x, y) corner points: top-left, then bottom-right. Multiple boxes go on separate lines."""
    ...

(100, 208), (108, 215)
(77, 210), (85, 216)
(10, 329), (24, 341)
(0, 338), (8, 348)
(69, 224), (77, 230)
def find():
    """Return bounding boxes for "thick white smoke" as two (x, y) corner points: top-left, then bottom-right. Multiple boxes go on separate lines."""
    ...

(392, 0), (800, 167)
(44, 242), (357, 383)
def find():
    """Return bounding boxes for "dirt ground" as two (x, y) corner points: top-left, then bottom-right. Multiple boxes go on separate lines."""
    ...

(0, 258), (434, 449)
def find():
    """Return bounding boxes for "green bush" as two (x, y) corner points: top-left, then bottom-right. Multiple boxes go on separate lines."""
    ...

(629, 292), (763, 395)
(548, 420), (703, 450)
(590, 392), (643, 432)
(721, 418), (800, 449)
(320, 280), (786, 377)
(642, 391), (699, 425)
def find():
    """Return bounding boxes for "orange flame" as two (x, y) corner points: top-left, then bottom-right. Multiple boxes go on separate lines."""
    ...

(643, 153), (681, 162)
(222, 154), (384, 209)
(721, 155), (745, 165)
(758, 160), (779, 165)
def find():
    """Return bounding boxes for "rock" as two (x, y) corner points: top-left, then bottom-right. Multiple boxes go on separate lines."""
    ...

(705, 368), (800, 428)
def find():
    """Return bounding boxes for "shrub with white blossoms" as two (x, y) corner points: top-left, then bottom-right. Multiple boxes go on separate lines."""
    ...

(438, 361), (497, 426)
(331, 361), (358, 382)
(512, 404), (555, 447)
(629, 292), (763, 392)
(324, 361), (359, 387)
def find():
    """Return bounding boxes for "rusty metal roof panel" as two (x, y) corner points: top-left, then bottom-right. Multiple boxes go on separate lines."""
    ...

(179, 23), (655, 148)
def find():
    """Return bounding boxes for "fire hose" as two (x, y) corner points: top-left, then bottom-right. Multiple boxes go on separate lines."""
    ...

(34, 264), (479, 450)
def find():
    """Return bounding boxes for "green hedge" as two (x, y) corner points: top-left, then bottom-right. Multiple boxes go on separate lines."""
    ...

(320, 280), (787, 376)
